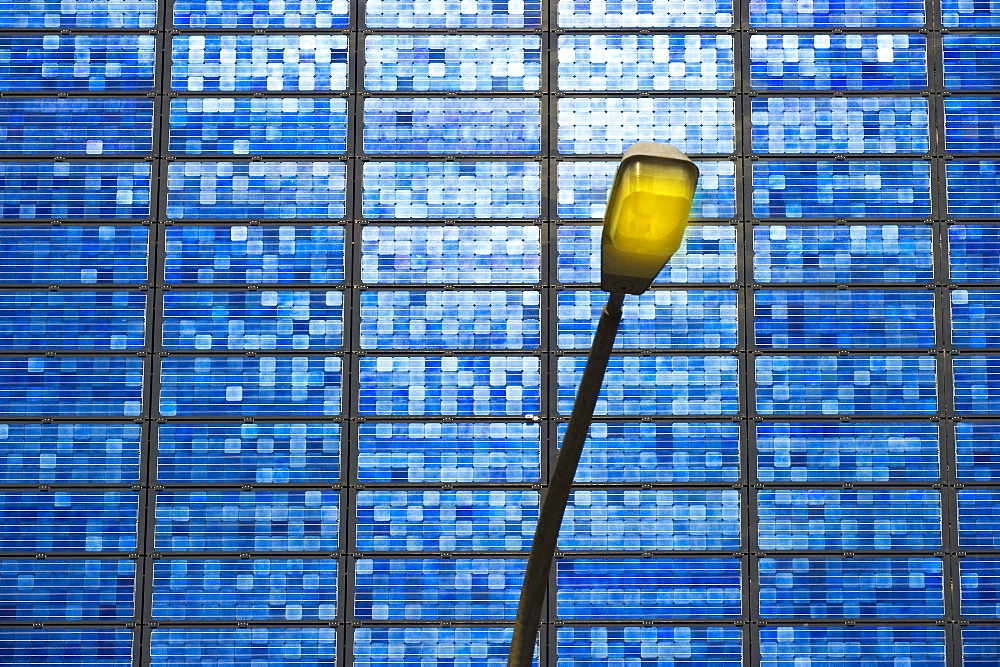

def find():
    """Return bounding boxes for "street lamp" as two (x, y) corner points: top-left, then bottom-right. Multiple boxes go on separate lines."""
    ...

(507, 142), (699, 666)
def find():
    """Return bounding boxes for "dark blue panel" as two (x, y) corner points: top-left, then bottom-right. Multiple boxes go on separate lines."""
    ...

(956, 422), (1000, 482)
(958, 490), (1000, 549)
(760, 627), (946, 666)
(960, 558), (1000, 618)
(0, 98), (153, 155)
(0, 559), (135, 621)
(944, 98), (1000, 152)
(954, 356), (1000, 414)
(949, 226), (1000, 282)
(558, 626), (742, 665)
(0, 356), (144, 417)
(0, 423), (141, 484)
(366, 0), (542, 28)
(0, 628), (133, 667)
(0, 162), (151, 219)
(173, 0), (349, 28)
(0, 291), (145, 351)
(749, 0), (924, 26)
(0, 491), (137, 553)
(943, 0), (1000, 26)
(943, 35), (1000, 90)
(963, 628), (1000, 666)
(0, 35), (156, 92)
(151, 628), (335, 667)
(0, 226), (148, 285)
(947, 162), (1000, 217)
(355, 628), (522, 665)
(0, 1), (156, 28)
(952, 290), (1000, 348)
(556, 0), (733, 27)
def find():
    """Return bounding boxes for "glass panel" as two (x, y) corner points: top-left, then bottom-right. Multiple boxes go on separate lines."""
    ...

(0, 559), (136, 620)
(963, 628), (1000, 666)
(959, 558), (1000, 618)
(958, 490), (1000, 549)
(0, 35), (156, 92)
(557, 626), (743, 665)
(949, 226), (1000, 282)
(0, 162), (151, 219)
(150, 628), (336, 667)
(365, 0), (542, 28)
(954, 356), (1000, 414)
(0, 356), (144, 417)
(0, 423), (141, 484)
(0, 291), (146, 350)
(749, 0), (924, 26)
(0, 491), (137, 553)
(0, 629), (133, 667)
(942, 0), (1000, 26)
(944, 98), (1000, 153)
(759, 627), (945, 666)
(0, 226), (148, 285)
(557, 0), (734, 28)
(943, 35), (1000, 90)
(956, 422), (1000, 482)
(173, 0), (349, 28)
(0, 0), (156, 28)
(0, 98), (153, 155)
(354, 628), (522, 665)
(952, 290), (1000, 348)
(947, 162), (1000, 217)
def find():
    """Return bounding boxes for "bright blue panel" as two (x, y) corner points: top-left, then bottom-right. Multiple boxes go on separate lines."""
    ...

(362, 161), (540, 218)
(943, 0), (1000, 25)
(0, 226), (148, 285)
(749, 0), (924, 26)
(0, 628), (133, 667)
(759, 627), (945, 666)
(557, 0), (733, 27)
(0, 1), (156, 28)
(360, 290), (541, 349)
(959, 490), (1000, 549)
(364, 35), (541, 92)
(173, 0), (349, 28)
(154, 490), (339, 551)
(963, 628), (1000, 666)
(366, 0), (541, 27)
(753, 225), (934, 283)
(558, 98), (735, 155)
(757, 489), (941, 550)
(960, 559), (1000, 617)
(0, 559), (135, 620)
(560, 489), (741, 551)
(757, 422), (940, 483)
(944, 98), (1000, 152)
(158, 356), (341, 417)
(557, 290), (738, 349)
(162, 290), (343, 350)
(557, 34), (734, 91)
(759, 557), (943, 618)
(166, 161), (346, 219)
(558, 626), (742, 665)
(0, 423), (141, 484)
(357, 356), (540, 416)
(0, 356), (144, 417)
(754, 290), (935, 348)
(151, 559), (337, 620)
(0, 35), (156, 92)
(0, 162), (151, 219)
(953, 290), (1000, 348)
(558, 225), (737, 284)
(168, 98), (347, 155)
(355, 628), (522, 665)
(756, 355), (937, 415)
(750, 34), (926, 90)
(363, 98), (540, 154)
(956, 422), (1000, 482)
(955, 356), (1000, 414)
(0, 491), (137, 553)
(565, 422), (740, 483)
(356, 422), (540, 484)
(157, 422), (340, 484)
(356, 490), (537, 551)
(171, 35), (348, 92)
(0, 291), (145, 350)
(361, 225), (540, 284)
(557, 355), (739, 416)
(164, 225), (344, 285)
(354, 558), (523, 620)
(949, 226), (1000, 282)
(750, 97), (929, 154)
(943, 36), (1000, 90)
(151, 628), (336, 667)
(557, 559), (741, 619)
(0, 98), (153, 155)
(947, 162), (1000, 217)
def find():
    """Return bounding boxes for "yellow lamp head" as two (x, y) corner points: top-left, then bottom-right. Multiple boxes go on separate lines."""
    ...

(601, 142), (700, 294)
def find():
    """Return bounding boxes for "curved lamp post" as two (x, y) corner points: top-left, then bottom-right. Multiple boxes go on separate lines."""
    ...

(507, 142), (699, 666)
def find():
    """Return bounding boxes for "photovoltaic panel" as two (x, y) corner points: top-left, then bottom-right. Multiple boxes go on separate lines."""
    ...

(0, 162), (151, 220)
(0, 559), (136, 621)
(557, 627), (743, 665)
(354, 628), (520, 665)
(942, 0), (1000, 26)
(958, 489), (1000, 549)
(0, 35), (157, 92)
(0, 291), (146, 351)
(952, 290), (1000, 348)
(150, 628), (335, 667)
(959, 558), (1000, 617)
(758, 627), (946, 666)
(946, 162), (1000, 217)
(0, 226), (148, 285)
(172, 0), (349, 29)
(365, 0), (542, 28)
(943, 35), (1000, 90)
(0, 0), (156, 28)
(0, 422), (142, 485)
(556, 0), (734, 28)
(956, 422), (1000, 482)
(949, 225), (1000, 282)
(954, 356), (1000, 413)
(0, 356), (144, 417)
(963, 628), (1000, 667)
(944, 98), (1000, 153)
(0, 98), (154, 155)
(0, 491), (138, 553)
(0, 629), (134, 667)
(749, 0), (924, 26)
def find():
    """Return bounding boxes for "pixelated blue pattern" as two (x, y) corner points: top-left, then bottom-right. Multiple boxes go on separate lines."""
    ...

(0, 628), (133, 667)
(168, 98), (347, 155)
(151, 628), (335, 667)
(360, 290), (540, 350)
(557, 161), (736, 219)
(354, 558), (523, 620)
(162, 290), (343, 350)
(557, 35), (734, 91)
(158, 356), (341, 417)
(757, 422), (940, 483)
(750, 35), (927, 90)
(963, 628), (1000, 666)
(366, 0), (541, 28)
(151, 559), (337, 620)
(362, 161), (539, 218)
(749, 0), (923, 26)
(173, 0), (349, 28)
(364, 35), (541, 92)
(0, 226), (148, 285)
(166, 161), (346, 219)
(758, 489), (942, 551)
(949, 226), (1000, 282)
(164, 225), (344, 285)
(0, 98), (153, 155)
(959, 490), (1000, 549)
(356, 490), (537, 551)
(943, 0), (1000, 26)
(157, 422), (340, 484)
(558, 626), (742, 665)
(756, 355), (937, 415)
(956, 422), (1000, 482)
(960, 558), (1000, 617)
(355, 628), (523, 666)
(751, 98), (929, 154)
(0, 491), (137, 553)
(947, 162), (1000, 217)
(557, 559), (741, 619)
(0, 35), (156, 92)
(558, 98), (735, 155)
(759, 558), (944, 618)
(557, 0), (733, 27)
(363, 98), (540, 154)
(0, 291), (145, 350)
(754, 225), (933, 283)
(171, 35), (348, 92)
(357, 422), (540, 484)
(0, 559), (135, 620)
(0, 162), (150, 219)
(560, 490), (741, 551)
(759, 627), (946, 666)
(154, 490), (339, 551)
(557, 355), (739, 416)
(361, 226), (540, 284)
(558, 225), (737, 284)
(752, 161), (930, 218)
(0, 0), (156, 28)
(754, 290), (935, 348)
(557, 290), (738, 349)
(944, 98), (1000, 153)
(943, 36), (1000, 90)
(0, 423), (140, 484)
(0, 356), (144, 417)
(953, 290), (1000, 348)
(955, 356), (1000, 413)
(357, 356), (540, 416)
(567, 422), (740, 483)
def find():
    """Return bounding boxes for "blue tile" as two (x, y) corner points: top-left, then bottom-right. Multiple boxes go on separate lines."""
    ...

(944, 98), (1000, 153)
(0, 35), (156, 92)
(0, 629), (133, 667)
(558, 626), (742, 665)
(151, 628), (336, 667)
(173, 0), (349, 28)
(0, 423), (141, 485)
(0, 162), (151, 219)
(0, 491), (137, 553)
(944, 35), (1000, 90)
(0, 559), (135, 621)
(759, 627), (945, 666)
(0, 226), (148, 285)
(956, 422), (1000, 482)
(366, 0), (541, 28)
(0, 291), (146, 350)
(947, 162), (1000, 217)
(557, 0), (733, 27)
(0, 98), (153, 155)
(960, 558), (1000, 618)
(0, 356), (144, 417)
(954, 356), (1000, 413)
